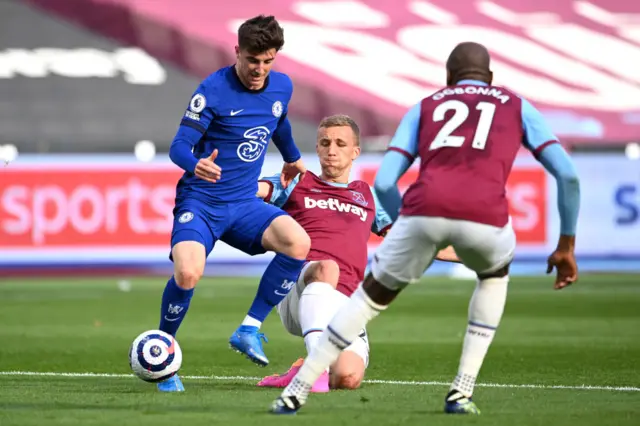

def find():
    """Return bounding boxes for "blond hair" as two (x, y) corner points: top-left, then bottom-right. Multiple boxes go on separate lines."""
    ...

(318, 114), (360, 146)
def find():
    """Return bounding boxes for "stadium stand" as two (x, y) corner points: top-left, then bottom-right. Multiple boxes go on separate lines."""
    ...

(22, 0), (640, 149)
(0, 0), (318, 153)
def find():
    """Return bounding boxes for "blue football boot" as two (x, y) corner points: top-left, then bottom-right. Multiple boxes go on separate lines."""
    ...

(157, 374), (185, 392)
(229, 325), (269, 366)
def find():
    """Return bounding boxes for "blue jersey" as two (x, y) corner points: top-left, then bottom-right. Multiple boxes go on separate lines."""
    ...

(172, 65), (297, 205)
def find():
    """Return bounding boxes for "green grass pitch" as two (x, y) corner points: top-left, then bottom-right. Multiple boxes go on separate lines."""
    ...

(0, 274), (638, 425)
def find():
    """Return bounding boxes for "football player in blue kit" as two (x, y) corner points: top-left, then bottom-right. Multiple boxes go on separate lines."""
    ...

(155, 15), (311, 392)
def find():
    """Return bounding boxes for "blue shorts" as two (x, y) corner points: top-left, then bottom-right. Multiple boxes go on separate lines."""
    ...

(170, 198), (287, 259)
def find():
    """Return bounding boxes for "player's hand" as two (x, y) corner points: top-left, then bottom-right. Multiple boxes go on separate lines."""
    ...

(281, 158), (306, 187)
(546, 236), (578, 290)
(194, 149), (222, 183)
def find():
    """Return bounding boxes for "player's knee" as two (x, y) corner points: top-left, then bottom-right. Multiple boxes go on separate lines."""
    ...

(308, 260), (340, 287)
(171, 241), (206, 290)
(330, 351), (365, 390)
(339, 373), (363, 390)
(288, 225), (311, 259)
(362, 272), (402, 306)
(330, 370), (364, 390)
(278, 221), (311, 259)
(174, 266), (202, 290)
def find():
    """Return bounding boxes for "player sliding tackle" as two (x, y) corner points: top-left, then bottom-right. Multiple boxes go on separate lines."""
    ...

(271, 42), (580, 415)
(155, 15), (311, 392)
(254, 115), (458, 392)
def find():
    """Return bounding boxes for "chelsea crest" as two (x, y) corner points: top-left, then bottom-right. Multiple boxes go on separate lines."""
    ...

(272, 101), (283, 118)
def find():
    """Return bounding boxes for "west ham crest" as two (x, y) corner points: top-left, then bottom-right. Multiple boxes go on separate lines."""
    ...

(350, 190), (368, 207)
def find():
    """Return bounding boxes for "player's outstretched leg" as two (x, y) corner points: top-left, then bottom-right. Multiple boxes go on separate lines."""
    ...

(157, 240), (207, 392)
(445, 266), (509, 414)
(297, 281), (344, 392)
(229, 215), (310, 367)
(298, 269), (368, 392)
(258, 261), (342, 391)
(271, 273), (397, 414)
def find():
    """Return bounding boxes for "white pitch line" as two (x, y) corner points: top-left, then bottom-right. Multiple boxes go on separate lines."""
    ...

(1, 371), (638, 392)
(365, 378), (640, 392)
(0, 371), (262, 380)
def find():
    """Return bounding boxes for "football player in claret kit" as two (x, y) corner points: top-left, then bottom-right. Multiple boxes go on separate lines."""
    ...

(155, 15), (311, 392)
(271, 42), (580, 415)
(254, 115), (458, 393)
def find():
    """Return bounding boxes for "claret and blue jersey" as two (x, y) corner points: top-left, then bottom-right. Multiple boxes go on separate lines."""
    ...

(374, 79), (579, 236)
(259, 171), (393, 295)
(260, 173), (393, 236)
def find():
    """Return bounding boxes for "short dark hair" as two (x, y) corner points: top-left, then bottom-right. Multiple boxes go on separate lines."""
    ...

(237, 15), (285, 54)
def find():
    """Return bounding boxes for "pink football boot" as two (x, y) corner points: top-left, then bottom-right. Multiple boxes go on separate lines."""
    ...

(257, 358), (329, 393)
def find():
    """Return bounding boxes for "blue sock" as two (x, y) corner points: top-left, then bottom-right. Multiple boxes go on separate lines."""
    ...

(247, 253), (305, 323)
(158, 276), (194, 337)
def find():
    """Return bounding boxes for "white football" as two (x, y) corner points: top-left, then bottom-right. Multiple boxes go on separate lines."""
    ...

(129, 330), (182, 382)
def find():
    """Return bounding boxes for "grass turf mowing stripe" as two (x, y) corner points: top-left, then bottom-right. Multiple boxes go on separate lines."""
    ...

(1, 371), (638, 392)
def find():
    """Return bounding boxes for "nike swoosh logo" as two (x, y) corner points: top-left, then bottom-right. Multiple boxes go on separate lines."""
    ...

(274, 290), (288, 296)
(164, 316), (180, 322)
(230, 109), (244, 116)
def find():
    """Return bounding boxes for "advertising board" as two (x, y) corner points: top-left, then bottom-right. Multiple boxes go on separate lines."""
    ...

(2, 153), (638, 271)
